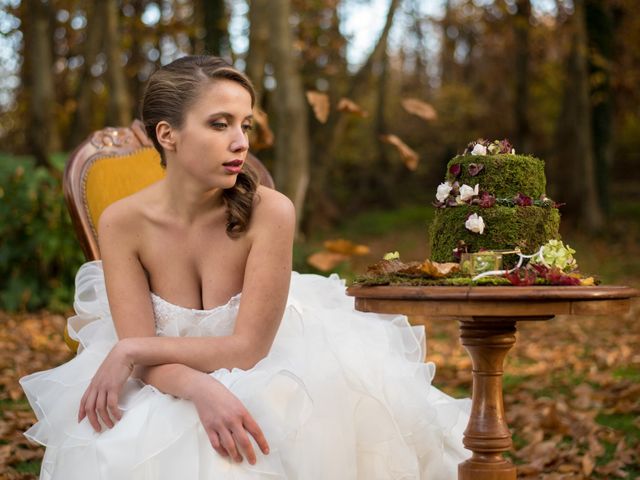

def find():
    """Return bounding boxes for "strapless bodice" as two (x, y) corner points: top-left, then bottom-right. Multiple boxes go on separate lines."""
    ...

(150, 292), (242, 338)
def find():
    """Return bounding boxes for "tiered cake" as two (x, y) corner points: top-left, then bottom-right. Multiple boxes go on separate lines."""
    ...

(428, 140), (560, 264)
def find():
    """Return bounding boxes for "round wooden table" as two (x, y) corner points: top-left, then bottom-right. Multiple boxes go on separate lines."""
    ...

(345, 285), (639, 480)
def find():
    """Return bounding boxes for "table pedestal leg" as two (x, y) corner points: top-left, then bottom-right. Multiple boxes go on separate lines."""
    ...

(458, 318), (517, 480)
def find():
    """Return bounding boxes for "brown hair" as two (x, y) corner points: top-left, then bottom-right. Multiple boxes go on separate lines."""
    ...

(141, 55), (258, 237)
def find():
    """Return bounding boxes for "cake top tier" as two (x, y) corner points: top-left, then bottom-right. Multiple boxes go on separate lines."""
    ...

(445, 153), (546, 199)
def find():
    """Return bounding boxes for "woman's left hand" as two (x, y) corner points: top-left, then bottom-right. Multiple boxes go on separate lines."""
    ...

(78, 340), (134, 432)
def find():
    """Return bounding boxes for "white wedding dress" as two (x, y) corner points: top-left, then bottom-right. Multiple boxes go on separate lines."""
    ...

(21, 261), (471, 479)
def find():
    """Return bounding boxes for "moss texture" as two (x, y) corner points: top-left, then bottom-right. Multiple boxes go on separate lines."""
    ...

(446, 154), (546, 198)
(428, 205), (561, 264)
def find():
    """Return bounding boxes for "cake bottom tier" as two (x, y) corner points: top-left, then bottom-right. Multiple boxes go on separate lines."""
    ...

(429, 206), (560, 264)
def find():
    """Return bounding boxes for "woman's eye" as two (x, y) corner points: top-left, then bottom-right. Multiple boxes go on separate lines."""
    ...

(242, 124), (253, 133)
(210, 122), (228, 129)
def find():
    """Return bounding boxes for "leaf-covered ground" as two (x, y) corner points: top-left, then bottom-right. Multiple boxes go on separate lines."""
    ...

(0, 299), (638, 479)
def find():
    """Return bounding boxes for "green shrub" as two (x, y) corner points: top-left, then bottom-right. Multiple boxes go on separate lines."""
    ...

(0, 158), (85, 312)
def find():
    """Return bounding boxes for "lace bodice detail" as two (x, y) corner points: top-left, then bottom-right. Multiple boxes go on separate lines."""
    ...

(150, 292), (242, 338)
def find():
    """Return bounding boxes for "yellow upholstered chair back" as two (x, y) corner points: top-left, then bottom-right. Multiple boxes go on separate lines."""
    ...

(64, 120), (274, 261)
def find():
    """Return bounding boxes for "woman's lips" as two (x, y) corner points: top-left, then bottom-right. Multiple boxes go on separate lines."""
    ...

(223, 159), (243, 174)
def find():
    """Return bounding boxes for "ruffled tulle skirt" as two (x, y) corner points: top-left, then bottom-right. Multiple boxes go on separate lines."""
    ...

(20, 261), (470, 479)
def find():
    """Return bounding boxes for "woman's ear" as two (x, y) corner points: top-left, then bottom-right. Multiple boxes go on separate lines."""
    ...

(156, 121), (176, 152)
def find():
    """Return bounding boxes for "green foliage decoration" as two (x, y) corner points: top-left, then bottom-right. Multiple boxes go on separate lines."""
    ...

(0, 160), (85, 312)
(446, 154), (546, 199)
(429, 205), (561, 265)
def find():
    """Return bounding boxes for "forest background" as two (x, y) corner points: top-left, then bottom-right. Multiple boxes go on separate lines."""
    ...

(1, 0), (639, 310)
(0, 1), (639, 478)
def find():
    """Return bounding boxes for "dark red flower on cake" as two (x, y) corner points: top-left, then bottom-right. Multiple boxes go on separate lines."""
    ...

(449, 163), (462, 178)
(514, 193), (533, 206)
(498, 139), (513, 154)
(504, 268), (537, 286)
(530, 264), (581, 285)
(468, 163), (484, 177)
(477, 191), (496, 208)
(452, 240), (469, 261)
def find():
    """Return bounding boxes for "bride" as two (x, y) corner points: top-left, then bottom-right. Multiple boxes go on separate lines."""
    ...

(21, 55), (470, 479)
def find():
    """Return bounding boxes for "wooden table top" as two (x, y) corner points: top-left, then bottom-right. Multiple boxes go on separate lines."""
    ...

(345, 285), (639, 318)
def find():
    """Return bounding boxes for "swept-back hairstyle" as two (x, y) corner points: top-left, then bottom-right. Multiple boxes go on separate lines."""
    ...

(141, 55), (258, 237)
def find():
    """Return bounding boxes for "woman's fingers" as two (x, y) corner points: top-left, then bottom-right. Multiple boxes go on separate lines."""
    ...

(78, 387), (89, 422)
(243, 414), (269, 455)
(232, 426), (256, 465)
(219, 428), (242, 463)
(106, 390), (122, 422)
(96, 390), (114, 428)
(84, 388), (102, 432)
(208, 431), (228, 458)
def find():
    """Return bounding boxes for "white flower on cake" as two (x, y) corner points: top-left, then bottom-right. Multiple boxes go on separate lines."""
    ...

(458, 183), (480, 202)
(471, 144), (487, 156)
(465, 213), (485, 234)
(436, 182), (453, 202)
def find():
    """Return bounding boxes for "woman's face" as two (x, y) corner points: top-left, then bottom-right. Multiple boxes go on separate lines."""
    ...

(169, 79), (253, 189)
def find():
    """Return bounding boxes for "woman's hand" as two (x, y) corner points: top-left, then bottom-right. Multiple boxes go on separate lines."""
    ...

(189, 374), (269, 464)
(78, 340), (134, 431)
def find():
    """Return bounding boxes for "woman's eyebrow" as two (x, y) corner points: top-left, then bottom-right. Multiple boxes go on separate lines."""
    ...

(207, 112), (254, 121)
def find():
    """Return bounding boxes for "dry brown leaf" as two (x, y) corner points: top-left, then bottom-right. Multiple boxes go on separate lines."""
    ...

(366, 259), (408, 276)
(323, 239), (370, 256)
(420, 259), (460, 278)
(352, 245), (371, 256)
(250, 107), (274, 151)
(337, 97), (368, 117)
(379, 134), (419, 170)
(401, 98), (438, 121)
(582, 453), (595, 475)
(306, 251), (349, 271)
(397, 262), (431, 276)
(306, 90), (330, 123)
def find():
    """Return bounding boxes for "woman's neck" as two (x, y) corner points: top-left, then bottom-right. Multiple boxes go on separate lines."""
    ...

(159, 170), (225, 225)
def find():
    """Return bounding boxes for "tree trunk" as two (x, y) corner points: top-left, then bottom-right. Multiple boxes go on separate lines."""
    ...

(68, 0), (104, 147)
(25, 0), (58, 166)
(202, 0), (231, 58)
(246, 0), (270, 107)
(585, 0), (613, 215)
(514, 0), (532, 153)
(440, 0), (456, 85)
(554, 0), (604, 231)
(374, 50), (394, 205)
(269, 0), (310, 238)
(104, 0), (132, 127)
(304, 0), (400, 232)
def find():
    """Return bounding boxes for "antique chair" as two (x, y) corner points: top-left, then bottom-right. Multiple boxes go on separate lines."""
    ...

(62, 119), (274, 350)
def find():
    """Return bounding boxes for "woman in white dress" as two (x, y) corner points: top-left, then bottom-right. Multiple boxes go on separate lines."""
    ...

(20, 55), (470, 480)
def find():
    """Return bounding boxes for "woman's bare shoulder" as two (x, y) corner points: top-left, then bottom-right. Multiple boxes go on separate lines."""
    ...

(252, 186), (295, 225)
(97, 186), (158, 243)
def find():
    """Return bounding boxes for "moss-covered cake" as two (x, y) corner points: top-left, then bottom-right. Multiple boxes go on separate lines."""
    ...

(428, 140), (561, 265)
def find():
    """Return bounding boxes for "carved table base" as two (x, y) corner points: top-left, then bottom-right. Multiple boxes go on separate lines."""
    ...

(458, 316), (553, 480)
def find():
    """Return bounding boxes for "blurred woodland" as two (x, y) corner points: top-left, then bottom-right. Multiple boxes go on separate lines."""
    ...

(1, 0), (640, 310)
(1, 0), (639, 234)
